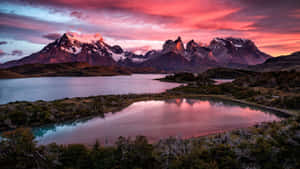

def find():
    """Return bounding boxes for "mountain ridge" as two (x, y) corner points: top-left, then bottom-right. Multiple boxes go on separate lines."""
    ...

(248, 51), (300, 72)
(0, 32), (272, 72)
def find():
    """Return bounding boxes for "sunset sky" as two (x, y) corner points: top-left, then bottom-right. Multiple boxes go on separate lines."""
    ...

(0, 0), (300, 62)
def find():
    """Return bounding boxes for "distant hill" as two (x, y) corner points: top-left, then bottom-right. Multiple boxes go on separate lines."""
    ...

(248, 52), (300, 72)
(0, 62), (160, 79)
(0, 70), (25, 79)
(233, 70), (300, 90)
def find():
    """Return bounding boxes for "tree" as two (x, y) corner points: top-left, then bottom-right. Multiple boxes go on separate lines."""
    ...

(0, 128), (44, 169)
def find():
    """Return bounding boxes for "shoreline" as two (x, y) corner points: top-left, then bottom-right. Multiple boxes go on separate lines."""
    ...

(0, 92), (293, 132)
(67, 120), (284, 148)
(0, 72), (166, 80)
(0, 73), (130, 80)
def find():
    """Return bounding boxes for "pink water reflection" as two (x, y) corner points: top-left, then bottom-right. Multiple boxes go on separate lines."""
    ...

(35, 98), (282, 145)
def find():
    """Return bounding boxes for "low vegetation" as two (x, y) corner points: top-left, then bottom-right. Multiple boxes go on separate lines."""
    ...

(165, 70), (300, 113)
(0, 62), (162, 79)
(202, 67), (257, 79)
(0, 94), (159, 131)
(0, 93), (205, 131)
(233, 70), (300, 90)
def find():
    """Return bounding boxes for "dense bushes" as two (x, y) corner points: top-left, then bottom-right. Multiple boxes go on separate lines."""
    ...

(0, 128), (53, 169)
(0, 95), (137, 131)
(202, 67), (256, 79)
(234, 70), (300, 90)
(170, 82), (261, 100)
(272, 96), (300, 109)
(173, 144), (240, 169)
(0, 130), (159, 169)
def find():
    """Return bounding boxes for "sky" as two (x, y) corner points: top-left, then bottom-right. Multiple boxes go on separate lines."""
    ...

(0, 0), (300, 62)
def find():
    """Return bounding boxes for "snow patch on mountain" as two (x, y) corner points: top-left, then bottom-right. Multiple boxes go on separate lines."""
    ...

(234, 44), (243, 48)
(60, 46), (73, 53)
(60, 46), (82, 55)
(131, 58), (147, 63)
(213, 38), (226, 46)
(111, 52), (126, 62)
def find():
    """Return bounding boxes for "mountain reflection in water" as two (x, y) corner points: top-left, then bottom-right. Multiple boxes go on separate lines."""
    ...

(33, 98), (284, 145)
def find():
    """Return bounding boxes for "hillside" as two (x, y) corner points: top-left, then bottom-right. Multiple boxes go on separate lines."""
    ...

(248, 52), (300, 72)
(202, 67), (257, 79)
(0, 62), (134, 79)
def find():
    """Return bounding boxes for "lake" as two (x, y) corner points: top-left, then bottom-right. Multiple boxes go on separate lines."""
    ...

(0, 74), (180, 104)
(33, 98), (283, 145)
(213, 79), (235, 85)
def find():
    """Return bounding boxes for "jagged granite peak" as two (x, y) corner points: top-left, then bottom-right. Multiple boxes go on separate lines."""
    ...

(186, 40), (210, 53)
(185, 40), (216, 63)
(162, 36), (185, 55)
(0, 32), (125, 68)
(41, 32), (110, 55)
(174, 36), (183, 44)
(109, 45), (123, 54)
(0, 34), (272, 72)
(209, 37), (271, 65)
(186, 40), (198, 52)
(175, 36), (185, 53)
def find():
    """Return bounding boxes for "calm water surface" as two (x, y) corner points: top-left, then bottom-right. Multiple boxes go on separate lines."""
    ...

(213, 79), (235, 85)
(0, 74), (180, 104)
(33, 98), (283, 145)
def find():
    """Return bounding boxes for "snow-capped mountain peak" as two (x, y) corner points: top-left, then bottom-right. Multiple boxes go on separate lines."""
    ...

(46, 32), (129, 62)
(64, 32), (103, 44)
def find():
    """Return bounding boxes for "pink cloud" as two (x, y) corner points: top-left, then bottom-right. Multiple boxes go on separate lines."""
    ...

(126, 46), (152, 55)
(70, 11), (85, 19)
(0, 50), (6, 57)
(1, 0), (300, 56)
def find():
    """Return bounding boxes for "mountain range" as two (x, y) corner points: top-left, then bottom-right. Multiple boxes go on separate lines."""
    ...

(0, 32), (292, 72)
